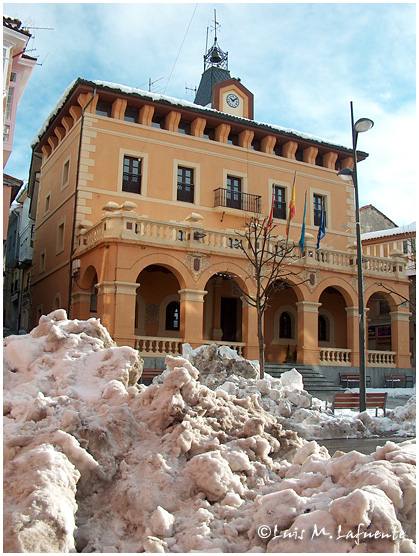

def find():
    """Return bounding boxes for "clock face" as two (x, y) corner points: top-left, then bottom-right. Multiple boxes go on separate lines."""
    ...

(226, 93), (240, 108)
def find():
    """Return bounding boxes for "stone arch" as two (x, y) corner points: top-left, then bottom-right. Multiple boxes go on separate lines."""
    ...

(135, 264), (182, 339)
(197, 261), (250, 297)
(364, 284), (401, 311)
(131, 253), (188, 291)
(79, 264), (100, 290)
(314, 277), (357, 307)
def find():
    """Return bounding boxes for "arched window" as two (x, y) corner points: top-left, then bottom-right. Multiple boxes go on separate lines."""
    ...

(166, 301), (180, 331)
(279, 312), (292, 339)
(318, 315), (328, 342)
(90, 279), (98, 313)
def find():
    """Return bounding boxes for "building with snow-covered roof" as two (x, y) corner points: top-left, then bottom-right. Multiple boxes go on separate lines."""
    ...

(26, 32), (412, 383)
(361, 221), (416, 368)
(3, 16), (36, 167)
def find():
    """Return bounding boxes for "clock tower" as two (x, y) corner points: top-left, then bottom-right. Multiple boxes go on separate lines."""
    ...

(194, 12), (254, 120)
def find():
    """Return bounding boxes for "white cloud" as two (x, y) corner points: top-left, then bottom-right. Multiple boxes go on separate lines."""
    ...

(4, 2), (416, 226)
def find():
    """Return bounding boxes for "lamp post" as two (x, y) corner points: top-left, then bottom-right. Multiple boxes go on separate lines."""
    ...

(338, 102), (374, 412)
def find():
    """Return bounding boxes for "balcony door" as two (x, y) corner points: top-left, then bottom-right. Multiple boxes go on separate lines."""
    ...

(226, 176), (241, 209)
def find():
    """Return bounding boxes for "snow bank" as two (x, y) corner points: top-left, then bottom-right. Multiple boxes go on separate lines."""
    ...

(181, 343), (416, 440)
(3, 313), (416, 552)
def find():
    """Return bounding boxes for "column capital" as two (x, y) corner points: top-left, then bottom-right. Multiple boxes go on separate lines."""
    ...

(390, 311), (412, 322)
(179, 289), (207, 302)
(96, 281), (140, 295)
(296, 301), (321, 313)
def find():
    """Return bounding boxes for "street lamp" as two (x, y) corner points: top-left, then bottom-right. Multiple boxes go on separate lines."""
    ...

(338, 102), (374, 412)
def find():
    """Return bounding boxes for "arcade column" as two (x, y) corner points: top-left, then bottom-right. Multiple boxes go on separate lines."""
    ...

(295, 301), (321, 365)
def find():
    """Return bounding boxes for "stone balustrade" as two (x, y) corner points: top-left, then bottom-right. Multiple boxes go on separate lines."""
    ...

(367, 350), (396, 367)
(76, 212), (407, 279)
(319, 348), (352, 365)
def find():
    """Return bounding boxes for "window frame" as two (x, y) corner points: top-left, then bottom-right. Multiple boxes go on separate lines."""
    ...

(173, 160), (200, 205)
(273, 185), (286, 220)
(61, 157), (71, 191)
(118, 149), (148, 197)
(177, 166), (195, 203)
(122, 155), (142, 194)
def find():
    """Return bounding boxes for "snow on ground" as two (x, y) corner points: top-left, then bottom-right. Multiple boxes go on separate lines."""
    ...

(3, 311), (416, 552)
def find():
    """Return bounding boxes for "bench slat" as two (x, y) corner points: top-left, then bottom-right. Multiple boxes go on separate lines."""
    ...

(331, 392), (387, 416)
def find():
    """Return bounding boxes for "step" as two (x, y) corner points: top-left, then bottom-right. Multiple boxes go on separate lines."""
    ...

(264, 363), (343, 394)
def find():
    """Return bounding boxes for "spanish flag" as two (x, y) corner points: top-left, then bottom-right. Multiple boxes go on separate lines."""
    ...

(286, 172), (297, 238)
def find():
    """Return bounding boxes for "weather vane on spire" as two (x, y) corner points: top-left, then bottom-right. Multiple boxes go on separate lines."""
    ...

(203, 9), (228, 71)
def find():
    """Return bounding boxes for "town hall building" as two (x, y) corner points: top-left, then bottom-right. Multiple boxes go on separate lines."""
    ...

(26, 35), (412, 382)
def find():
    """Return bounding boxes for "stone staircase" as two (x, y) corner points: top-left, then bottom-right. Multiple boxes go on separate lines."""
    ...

(264, 363), (343, 394)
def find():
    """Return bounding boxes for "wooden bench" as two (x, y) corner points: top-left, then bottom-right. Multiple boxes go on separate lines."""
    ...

(384, 373), (413, 388)
(329, 392), (387, 416)
(139, 368), (164, 385)
(340, 373), (371, 388)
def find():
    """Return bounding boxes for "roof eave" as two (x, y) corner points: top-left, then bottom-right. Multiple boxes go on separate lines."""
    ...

(32, 78), (361, 159)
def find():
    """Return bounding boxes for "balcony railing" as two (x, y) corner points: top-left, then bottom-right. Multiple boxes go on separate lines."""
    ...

(214, 188), (261, 213)
(76, 213), (407, 280)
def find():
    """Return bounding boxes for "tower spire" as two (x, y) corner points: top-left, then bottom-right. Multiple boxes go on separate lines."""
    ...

(203, 9), (228, 71)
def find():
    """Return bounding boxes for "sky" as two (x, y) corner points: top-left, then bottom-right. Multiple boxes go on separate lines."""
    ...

(4, 2), (416, 226)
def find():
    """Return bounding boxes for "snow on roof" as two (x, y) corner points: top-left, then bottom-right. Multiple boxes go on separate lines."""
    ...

(31, 78), (353, 153)
(362, 222), (416, 241)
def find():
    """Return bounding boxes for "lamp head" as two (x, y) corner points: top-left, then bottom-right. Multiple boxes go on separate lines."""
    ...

(337, 167), (354, 182)
(354, 118), (374, 133)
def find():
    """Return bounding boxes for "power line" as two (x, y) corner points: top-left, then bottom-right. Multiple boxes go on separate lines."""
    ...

(163, 3), (198, 94)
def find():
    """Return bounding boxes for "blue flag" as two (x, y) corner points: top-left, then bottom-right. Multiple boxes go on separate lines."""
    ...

(299, 191), (307, 254)
(317, 200), (326, 248)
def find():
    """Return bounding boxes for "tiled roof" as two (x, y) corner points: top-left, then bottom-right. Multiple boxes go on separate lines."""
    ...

(3, 16), (31, 37)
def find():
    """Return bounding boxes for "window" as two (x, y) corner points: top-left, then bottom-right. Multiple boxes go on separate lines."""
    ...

(40, 251), (46, 273)
(56, 222), (65, 253)
(5, 86), (13, 120)
(177, 167), (194, 203)
(314, 194), (326, 227)
(62, 159), (70, 189)
(403, 240), (409, 254)
(226, 176), (242, 209)
(123, 156), (142, 194)
(178, 120), (191, 135)
(45, 193), (51, 214)
(3, 124), (10, 142)
(273, 185), (286, 220)
(96, 101), (112, 117)
(166, 301), (180, 331)
(151, 114), (164, 129)
(279, 312), (292, 339)
(318, 315), (328, 342)
(203, 127), (215, 140)
(124, 107), (139, 123)
(90, 279), (98, 313)
(228, 133), (239, 146)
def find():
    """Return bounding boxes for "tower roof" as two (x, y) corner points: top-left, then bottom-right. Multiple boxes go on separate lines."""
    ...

(194, 66), (231, 107)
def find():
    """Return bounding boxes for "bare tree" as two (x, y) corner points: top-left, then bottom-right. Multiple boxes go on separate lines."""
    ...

(219, 216), (305, 378)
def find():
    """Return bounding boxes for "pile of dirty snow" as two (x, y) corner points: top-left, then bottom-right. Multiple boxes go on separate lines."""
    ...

(3, 311), (416, 553)
(180, 343), (416, 440)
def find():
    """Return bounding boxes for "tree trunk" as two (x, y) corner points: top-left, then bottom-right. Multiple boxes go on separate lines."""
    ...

(257, 308), (264, 378)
